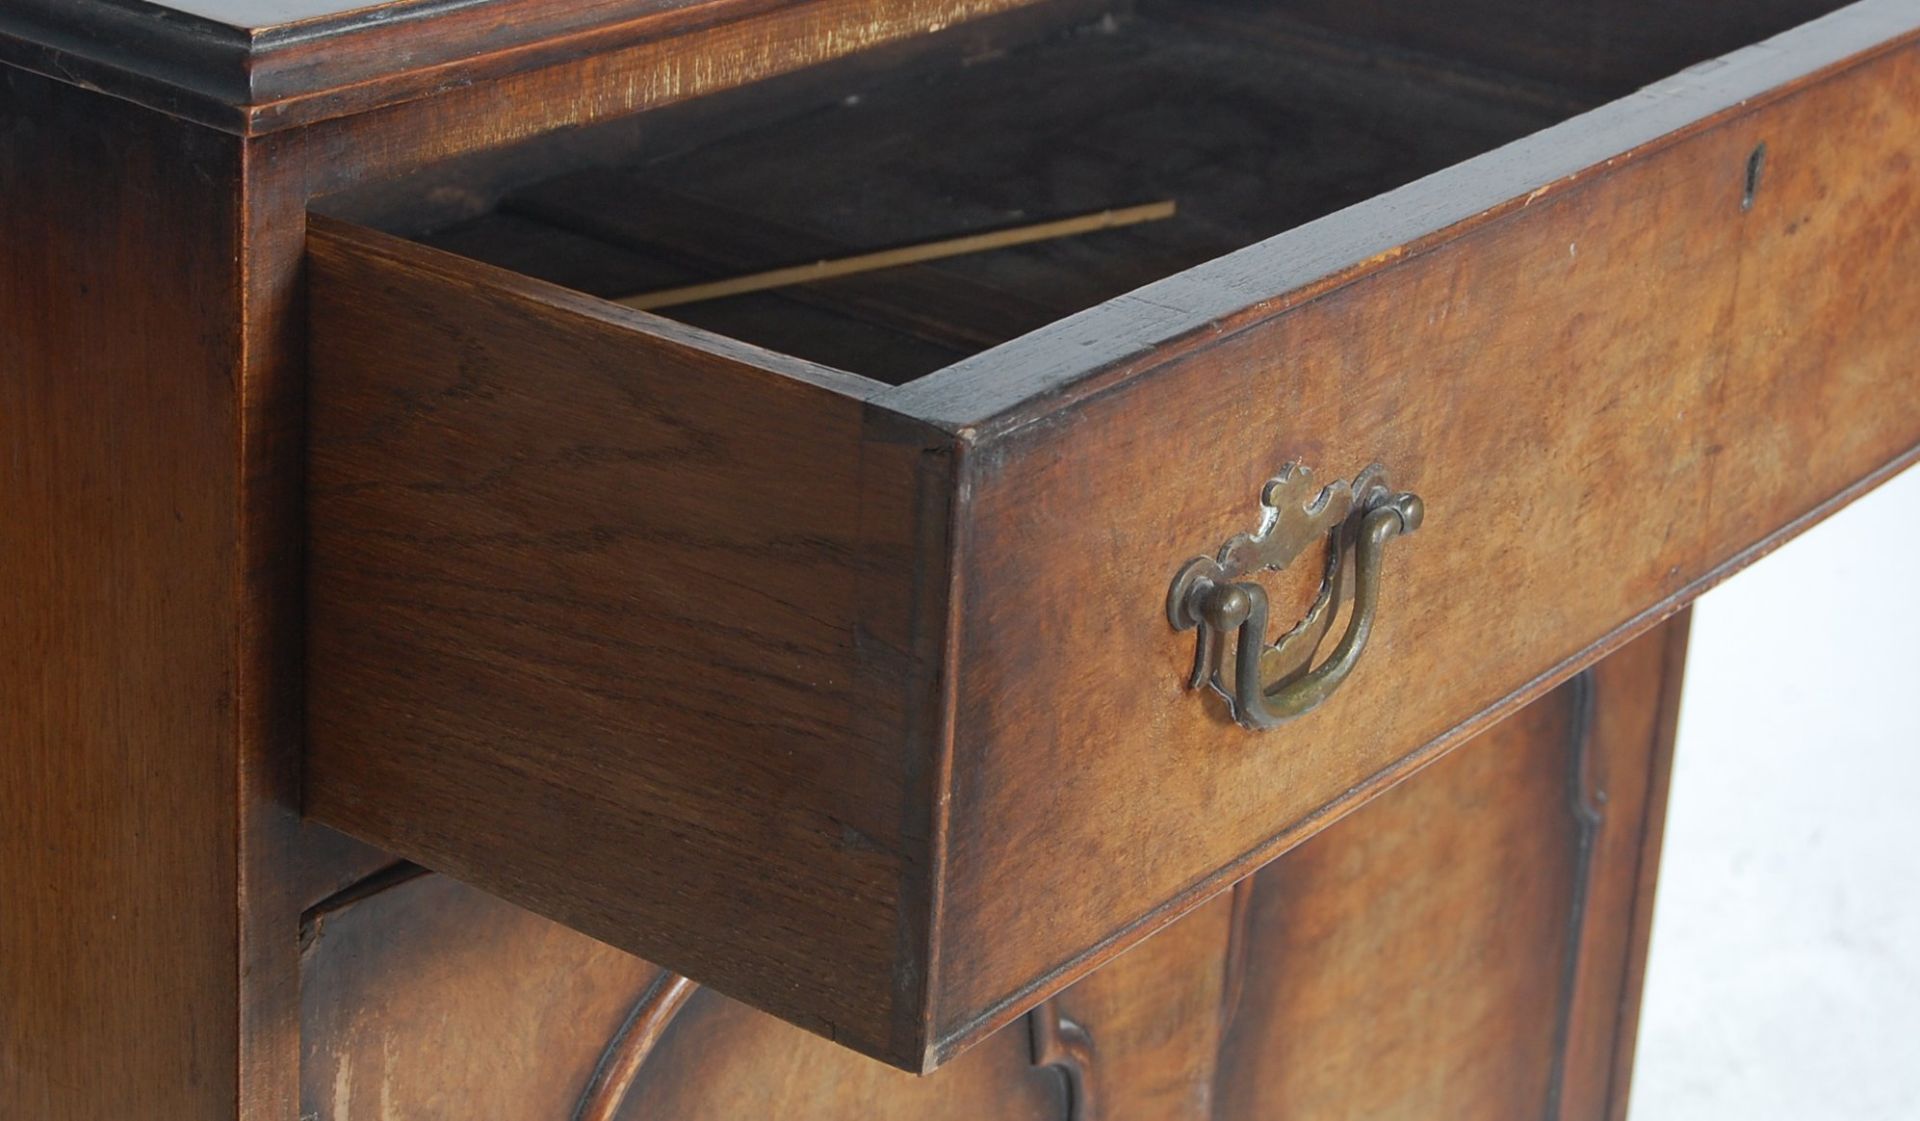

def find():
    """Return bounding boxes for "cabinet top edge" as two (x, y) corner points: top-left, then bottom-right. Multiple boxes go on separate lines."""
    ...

(0, 0), (820, 134)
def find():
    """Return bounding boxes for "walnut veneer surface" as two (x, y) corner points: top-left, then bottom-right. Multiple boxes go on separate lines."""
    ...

(1, 0), (1915, 1116)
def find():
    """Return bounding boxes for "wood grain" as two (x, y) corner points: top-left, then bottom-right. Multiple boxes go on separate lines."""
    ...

(1208, 0), (1853, 102)
(5, 0), (1901, 1110)
(0, 67), (244, 1120)
(0, 0), (1852, 140)
(296, 873), (1076, 1121)
(0, 0), (1058, 135)
(1214, 617), (1690, 1120)
(300, 0), (1920, 1073)
(887, 0), (1913, 428)
(303, 215), (956, 1068)
(924, 21), (1920, 1057)
(454, 4), (1567, 384)
(296, 865), (1244, 1121)
(299, 873), (663, 1120)
(295, 619), (1687, 1118)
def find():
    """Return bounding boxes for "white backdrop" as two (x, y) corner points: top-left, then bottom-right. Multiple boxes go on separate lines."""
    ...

(1629, 463), (1920, 1119)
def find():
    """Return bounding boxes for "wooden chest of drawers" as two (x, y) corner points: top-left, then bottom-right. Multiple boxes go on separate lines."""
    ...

(2, 0), (1915, 1116)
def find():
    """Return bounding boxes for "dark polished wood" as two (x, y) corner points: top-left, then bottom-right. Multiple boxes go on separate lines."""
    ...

(438, 4), (1571, 384)
(0, 0), (1054, 134)
(0, 66), (246, 1120)
(304, 213), (947, 1065)
(1204, 0), (1856, 102)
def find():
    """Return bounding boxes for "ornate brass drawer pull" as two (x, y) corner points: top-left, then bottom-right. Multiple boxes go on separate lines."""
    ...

(1168, 464), (1423, 730)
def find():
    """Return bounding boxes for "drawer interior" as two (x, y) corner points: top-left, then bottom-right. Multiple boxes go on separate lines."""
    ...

(382, 0), (1848, 386)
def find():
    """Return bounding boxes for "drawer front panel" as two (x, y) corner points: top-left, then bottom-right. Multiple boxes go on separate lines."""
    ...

(930, 30), (1920, 1050)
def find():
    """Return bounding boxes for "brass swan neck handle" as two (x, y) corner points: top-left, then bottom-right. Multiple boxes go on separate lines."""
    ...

(1169, 465), (1423, 731)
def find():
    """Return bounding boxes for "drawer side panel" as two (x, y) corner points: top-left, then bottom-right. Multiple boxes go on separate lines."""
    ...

(303, 217), (949, 1067)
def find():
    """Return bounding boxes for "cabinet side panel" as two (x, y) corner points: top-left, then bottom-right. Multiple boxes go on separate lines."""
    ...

(0, 69), (243, 1118)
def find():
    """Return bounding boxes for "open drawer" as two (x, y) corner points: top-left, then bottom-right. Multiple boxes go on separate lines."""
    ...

(305, 0), (1920, 1072)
